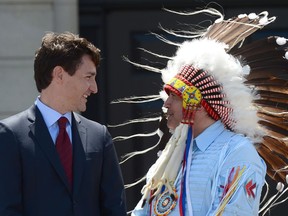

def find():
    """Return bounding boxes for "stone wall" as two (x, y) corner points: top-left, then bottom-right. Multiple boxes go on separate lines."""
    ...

(0, 0), (78, 119)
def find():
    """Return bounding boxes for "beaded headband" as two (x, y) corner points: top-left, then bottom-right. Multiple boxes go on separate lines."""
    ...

(164, 65), (225, 125)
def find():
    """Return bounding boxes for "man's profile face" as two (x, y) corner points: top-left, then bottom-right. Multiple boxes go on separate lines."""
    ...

(163, 92), (183, 130)
(61, 54), (97, 113)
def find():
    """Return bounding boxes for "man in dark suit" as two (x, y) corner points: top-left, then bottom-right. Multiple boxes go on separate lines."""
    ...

(0, 32), (127, 216)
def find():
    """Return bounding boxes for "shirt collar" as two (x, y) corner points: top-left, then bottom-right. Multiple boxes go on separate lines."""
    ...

(35, 97), (72, 127)
(194, 120), (225, 152)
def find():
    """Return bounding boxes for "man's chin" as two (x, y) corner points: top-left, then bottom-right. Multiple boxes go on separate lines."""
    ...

(167, 121), (182, 132)
(167, 122), (176, 132)
(76, 105), (86, 113)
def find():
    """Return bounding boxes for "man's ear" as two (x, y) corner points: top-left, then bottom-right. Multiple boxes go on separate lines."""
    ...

(196, 105), (208, 117)
(52, 66), (65, 82)
(195, 104), (204, 112)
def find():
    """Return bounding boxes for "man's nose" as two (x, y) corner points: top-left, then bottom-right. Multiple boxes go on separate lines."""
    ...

(163, 95), (171, 108)
(90, 79), (98, 94)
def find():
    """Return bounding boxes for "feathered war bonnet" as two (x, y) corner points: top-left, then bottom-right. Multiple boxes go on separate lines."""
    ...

(116, 7), (288, 214)
(159, 9), (288, 184)
(162, 38), (261, 140)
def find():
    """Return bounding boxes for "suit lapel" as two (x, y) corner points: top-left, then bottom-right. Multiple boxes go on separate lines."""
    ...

(28, 105), (72, 193)
(71, 113), (86, 198)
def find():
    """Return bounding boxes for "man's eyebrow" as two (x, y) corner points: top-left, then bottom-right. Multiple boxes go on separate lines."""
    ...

(87, 71), (97, 76)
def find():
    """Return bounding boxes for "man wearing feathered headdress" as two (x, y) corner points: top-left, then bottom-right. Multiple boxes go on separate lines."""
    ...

(130, 7), (288, 216)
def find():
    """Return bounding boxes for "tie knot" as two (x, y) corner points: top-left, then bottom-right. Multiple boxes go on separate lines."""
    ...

(58, 117), (68, 129)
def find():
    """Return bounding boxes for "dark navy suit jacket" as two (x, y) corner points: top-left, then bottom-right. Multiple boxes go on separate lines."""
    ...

(0, 105), (127, 216)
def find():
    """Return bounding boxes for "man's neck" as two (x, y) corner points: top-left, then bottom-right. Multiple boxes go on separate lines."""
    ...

(39, 90), (67, 115)
(193, 109), (216, 138)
